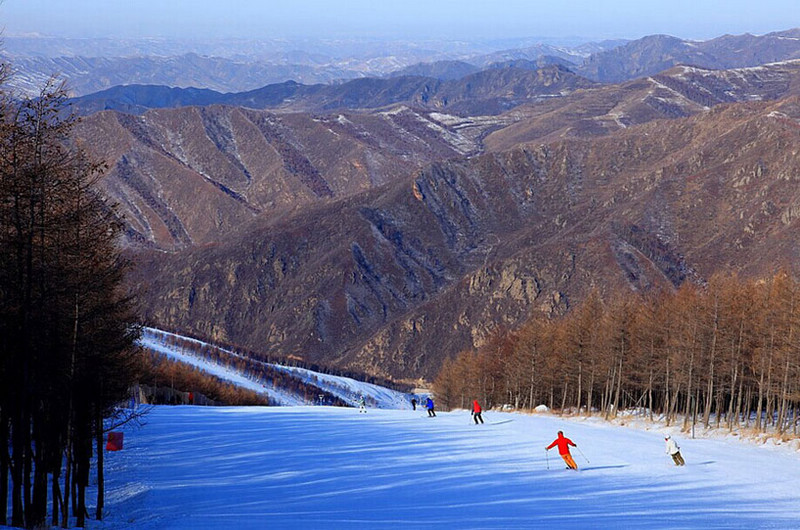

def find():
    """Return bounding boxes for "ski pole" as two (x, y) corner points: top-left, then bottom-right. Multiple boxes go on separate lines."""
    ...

(576, 446), (590, 464)
(545, 449), (550, 470)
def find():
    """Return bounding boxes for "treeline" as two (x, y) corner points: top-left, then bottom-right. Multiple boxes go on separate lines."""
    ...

(142, 329), (349, 407)
(0, 78), (139, 528)
(435, 272), (800, 436)
(137, 355), (268, 406)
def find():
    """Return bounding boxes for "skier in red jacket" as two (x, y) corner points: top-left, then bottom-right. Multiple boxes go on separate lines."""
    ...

(546, 431), (578, 470)
(471, 400), (484, 424)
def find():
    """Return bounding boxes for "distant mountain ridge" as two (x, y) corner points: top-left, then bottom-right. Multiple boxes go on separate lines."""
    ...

(8, 29), (800, 101)
(68, 64), (596, 116)
(4, 52), (365, 97)
(75, 60), (800, 253)
(578, 28), (800, 82)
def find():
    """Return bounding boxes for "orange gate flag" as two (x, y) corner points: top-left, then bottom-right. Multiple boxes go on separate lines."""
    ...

(106, 432), (124, 451)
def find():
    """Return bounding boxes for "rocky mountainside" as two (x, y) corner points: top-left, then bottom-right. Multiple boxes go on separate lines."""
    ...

(77, 104), (507, 250)
(129, 96), (800, 380)
(578, 28), (800, 82)
(485, 60), (800, 150)
(78, 60), (800, 253)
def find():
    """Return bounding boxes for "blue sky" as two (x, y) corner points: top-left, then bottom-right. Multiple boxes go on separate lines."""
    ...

(2, 0), (798, 42)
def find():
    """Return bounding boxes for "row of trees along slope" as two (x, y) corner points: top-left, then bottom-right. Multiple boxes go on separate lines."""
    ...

(0, 67), (139, 528)
(435, 272), (800, 437)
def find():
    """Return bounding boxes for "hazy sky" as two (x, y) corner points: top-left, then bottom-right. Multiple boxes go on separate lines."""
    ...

(2, 0), (798, 42)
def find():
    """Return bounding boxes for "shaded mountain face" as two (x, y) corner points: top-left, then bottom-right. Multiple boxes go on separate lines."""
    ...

(578, 29), (800, 82)
(77, 104), (498, 250)
(69, 65), (596, 117)
(129, 96), (800, 380)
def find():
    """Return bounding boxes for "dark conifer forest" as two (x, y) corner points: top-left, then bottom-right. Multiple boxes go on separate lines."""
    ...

(0, 73), (139, 527)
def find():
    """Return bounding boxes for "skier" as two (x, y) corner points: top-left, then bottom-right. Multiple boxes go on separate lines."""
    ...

(471, 399), (484, 424)
(546, 431), (578, 470)
(425, 397), (436, 417)
(665, 435), (685, 466)
(358, 395), (367, 413)
(411, 398), (417, 411)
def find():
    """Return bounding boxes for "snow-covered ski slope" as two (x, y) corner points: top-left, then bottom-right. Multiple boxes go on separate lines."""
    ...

(139, 328), (412, 408)
(98, 405), (800, 529)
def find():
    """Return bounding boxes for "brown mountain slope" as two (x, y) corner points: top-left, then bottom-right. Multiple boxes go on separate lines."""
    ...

(130, 96), (800, 380)
(81, 61), (800, 253)
(485, 60), (800, 151)
(77, 104), (496, 249)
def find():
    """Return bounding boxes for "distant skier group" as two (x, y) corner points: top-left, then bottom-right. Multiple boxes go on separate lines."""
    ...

(368, 394), (687, 471)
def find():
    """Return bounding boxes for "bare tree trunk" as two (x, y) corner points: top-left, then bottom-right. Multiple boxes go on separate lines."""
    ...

(704, 298), (719, 428)
(703, 363), (714, 428)
(603, 364), (615, 421)
(664, 358), (671, 425)
(727, 363), (739, 431)
(612, 358), (623, 419)
(777, 359), (790, 434)
(734, 375), (744, 430)
(744, 387), (753, 429)
(576, 361), (582, 414)
(0, 413), (8, 526)
(683, 349), (695, 431)
(96, 411), (104, 521)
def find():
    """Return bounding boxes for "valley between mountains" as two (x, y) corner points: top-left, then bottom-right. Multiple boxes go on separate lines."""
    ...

(60, 31), (800, 383)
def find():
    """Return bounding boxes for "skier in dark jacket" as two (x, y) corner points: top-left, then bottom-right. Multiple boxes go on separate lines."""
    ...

(546, 431), (578, 470)
(426, 397), (436, 417)
(411, 398), (417, 411)
(471, 399), (484, 424)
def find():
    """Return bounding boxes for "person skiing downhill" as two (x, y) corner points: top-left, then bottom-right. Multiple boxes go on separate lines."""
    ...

(546, 431), (578, 470)
(665, 435), (685, 466)
(358, 395), (367, 413)
(471, 399), (484, 424)
(426, 397), (436, 417)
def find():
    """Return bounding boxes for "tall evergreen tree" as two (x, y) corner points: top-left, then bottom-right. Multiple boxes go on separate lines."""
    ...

(0, 70), (139, 528)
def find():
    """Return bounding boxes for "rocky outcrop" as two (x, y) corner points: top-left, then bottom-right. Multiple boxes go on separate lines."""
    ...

(130, 96), (800, 380)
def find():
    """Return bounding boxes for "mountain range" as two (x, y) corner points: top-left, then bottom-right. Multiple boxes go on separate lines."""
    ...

(127, 95), (800, 380)
(9, 29), (800, 100)
(69, 64), (594, 116)
(40, 28), (800, 381)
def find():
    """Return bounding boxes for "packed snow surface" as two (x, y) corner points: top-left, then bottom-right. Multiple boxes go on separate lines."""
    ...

(94, 406), (800, 529)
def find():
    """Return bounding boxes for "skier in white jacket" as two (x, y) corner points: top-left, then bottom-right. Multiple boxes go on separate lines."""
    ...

(665, 435), (685, 466)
